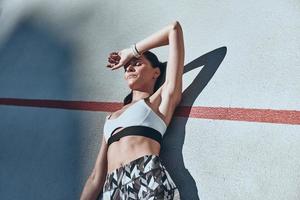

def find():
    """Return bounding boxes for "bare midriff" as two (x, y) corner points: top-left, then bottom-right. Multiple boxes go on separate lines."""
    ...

(106, 135), (161, 174)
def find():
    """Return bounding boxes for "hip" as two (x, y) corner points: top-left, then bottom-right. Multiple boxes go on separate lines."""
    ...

(100, 154), (180, 200)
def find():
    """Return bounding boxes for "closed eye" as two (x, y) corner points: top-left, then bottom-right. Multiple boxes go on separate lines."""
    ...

(124, 60), (143, 72)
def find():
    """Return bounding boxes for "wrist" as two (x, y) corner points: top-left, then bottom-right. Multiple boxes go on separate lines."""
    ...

(124, 47), (134, 59)
(130, 44), (141, 58)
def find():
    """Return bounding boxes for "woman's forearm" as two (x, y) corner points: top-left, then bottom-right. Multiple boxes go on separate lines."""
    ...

(135, 21), (182, 54)
(80, 137), (108, 200)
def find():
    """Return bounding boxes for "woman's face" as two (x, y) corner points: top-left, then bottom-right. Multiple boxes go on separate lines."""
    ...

(123, 56), (159, 89)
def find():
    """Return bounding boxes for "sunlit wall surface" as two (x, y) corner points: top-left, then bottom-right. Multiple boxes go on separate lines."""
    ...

(0, 0), (299, 199)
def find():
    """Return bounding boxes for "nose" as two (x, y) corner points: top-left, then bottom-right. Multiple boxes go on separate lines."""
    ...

(125, 64), (135, 72)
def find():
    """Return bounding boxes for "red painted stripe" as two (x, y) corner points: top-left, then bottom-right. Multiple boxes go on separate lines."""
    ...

(0, 98), (299, 125)
(174, 106), (300, 125)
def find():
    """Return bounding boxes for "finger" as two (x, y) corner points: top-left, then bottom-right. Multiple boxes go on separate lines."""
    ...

(109, 54), (120, 59)
(108, 57), (118, 63)
(109, 54), (120, 61)
(108, 61), (119, 67)
(111, 63), (121, 70)
(108, 57), (115, 62)
(107, 61), (119, 68)
(106, 63), (114, 68)
(111, 64), (117, 70)
(109, 52), (118, 56)
(111, 55), (120, 60)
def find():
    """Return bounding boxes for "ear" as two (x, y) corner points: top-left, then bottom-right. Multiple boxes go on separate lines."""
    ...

(154, 67), (161, 78)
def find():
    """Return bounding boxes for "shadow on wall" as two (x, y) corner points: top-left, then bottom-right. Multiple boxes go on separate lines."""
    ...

(0, 16), (83, 199)
(160, 47), (227, 200)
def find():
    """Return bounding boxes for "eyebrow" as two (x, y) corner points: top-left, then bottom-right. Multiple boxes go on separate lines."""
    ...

(128, 59), (142, 65)
(124, 59), (143, 69)
(132, 58), (142, 62)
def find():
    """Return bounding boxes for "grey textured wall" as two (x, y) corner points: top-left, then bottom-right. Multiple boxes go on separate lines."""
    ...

(0, 0), (299, 199)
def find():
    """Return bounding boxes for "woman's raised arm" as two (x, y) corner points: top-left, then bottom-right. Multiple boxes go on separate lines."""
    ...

(135, 20), (184, 104)
(107, 21), (184, 104)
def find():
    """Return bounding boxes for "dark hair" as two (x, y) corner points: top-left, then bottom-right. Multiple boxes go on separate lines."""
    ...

(123, 50), (167, 105)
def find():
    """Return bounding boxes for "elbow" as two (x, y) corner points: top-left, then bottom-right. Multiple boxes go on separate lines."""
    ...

(89, 171), (96, 180)
(87, 174), (102, 192)
(171, 20), (182, 30)
(169, 21), (183, 38)
(89, 170), (101, 186)
(88, 172), (97, 184)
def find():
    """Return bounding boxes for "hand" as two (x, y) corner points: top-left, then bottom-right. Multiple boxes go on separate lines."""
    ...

(106, 51), (120, 68)
(106, 48), (134, 71)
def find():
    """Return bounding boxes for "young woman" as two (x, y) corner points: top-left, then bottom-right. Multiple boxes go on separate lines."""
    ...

(80, 20), (184, 200)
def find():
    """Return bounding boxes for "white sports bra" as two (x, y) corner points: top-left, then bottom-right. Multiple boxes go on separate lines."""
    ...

(103, 98), (167, 144)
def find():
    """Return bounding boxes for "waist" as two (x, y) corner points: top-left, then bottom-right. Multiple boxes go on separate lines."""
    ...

(107, 137), (160, 172)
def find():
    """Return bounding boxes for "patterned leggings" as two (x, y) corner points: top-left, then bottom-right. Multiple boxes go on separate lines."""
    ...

(99, 154), (180, 200)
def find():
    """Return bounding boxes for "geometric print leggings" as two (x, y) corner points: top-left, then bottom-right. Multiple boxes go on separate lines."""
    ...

(98, 154), (180, 200)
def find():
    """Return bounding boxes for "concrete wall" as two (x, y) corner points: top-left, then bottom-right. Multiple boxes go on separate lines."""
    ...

(0, 0), (299, 199)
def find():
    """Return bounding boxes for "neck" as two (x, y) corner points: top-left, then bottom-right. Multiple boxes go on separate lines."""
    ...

(131, 91), (152, 102)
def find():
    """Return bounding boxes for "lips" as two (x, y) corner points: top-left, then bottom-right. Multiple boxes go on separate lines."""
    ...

(127, 74), (138, 79)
